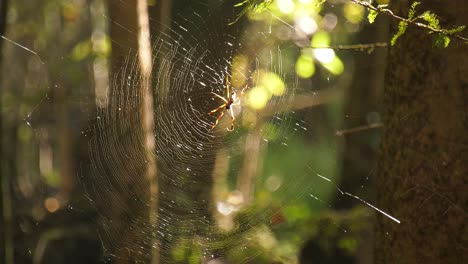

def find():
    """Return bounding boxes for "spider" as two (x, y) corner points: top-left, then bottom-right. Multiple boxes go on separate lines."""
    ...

(208, 76), (248, 131)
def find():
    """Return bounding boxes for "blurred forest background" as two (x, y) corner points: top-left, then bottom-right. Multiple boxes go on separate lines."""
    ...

(1, 0), (466, 263)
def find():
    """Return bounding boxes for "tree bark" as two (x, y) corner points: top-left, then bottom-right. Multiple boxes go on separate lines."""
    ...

(108, 0), (160, 262)
(136, 0), (159, 262)
(0, 0), (13, 262)
(376, 0), (468, 263)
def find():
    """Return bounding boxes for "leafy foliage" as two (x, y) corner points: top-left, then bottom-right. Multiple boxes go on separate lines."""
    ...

(367, 4), (387, 24)
(444, 25), (466, 35)
(391, 21), (408, 46)
(407, 1), (420, 21)
(390, 1), (419, 45)
(433, 33), (450, 48)
(367, 9), (378, 24)
(234, 0), (273, 12)
(235, 0), (466, 47)
(419, 11), (440, 29)
(357, 0), (467, 47)
(230, 0), (274, 25)
(415, 8), (466, 47)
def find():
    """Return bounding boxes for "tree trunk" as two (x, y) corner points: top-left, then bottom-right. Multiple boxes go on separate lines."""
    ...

(0, 1), (12, 262)
(376, 0), (468, 263)
(136, 0), (159, 262)
(108, 0), (160, 262)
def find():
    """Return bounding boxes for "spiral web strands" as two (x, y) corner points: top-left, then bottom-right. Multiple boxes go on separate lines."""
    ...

(2, 1), (400, 263)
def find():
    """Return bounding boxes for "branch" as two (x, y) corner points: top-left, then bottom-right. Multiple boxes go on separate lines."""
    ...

(306, 42), (387, 53)
(335, 122), (383, 136)
(351, 0), (468, 43)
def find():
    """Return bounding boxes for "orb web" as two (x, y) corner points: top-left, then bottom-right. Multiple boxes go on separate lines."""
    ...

(0, 0), (405, 263)
(75, 1), (396, 263)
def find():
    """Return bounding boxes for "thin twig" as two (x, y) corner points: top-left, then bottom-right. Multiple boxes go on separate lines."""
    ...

(305, 42), (387, 53)
(335, 122), (383, 136)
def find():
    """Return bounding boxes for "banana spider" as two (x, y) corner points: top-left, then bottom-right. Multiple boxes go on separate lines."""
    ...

(208, 76), (248, 131)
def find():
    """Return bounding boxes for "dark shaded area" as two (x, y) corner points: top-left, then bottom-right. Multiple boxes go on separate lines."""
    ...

(0, 0), (9, 261)
(40, 237), (100, 264)
(300, 238), (355, 264)
(375, 0), (468, 263)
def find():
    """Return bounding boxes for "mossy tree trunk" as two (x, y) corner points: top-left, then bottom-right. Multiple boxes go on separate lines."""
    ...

(376, 0), (467, 263)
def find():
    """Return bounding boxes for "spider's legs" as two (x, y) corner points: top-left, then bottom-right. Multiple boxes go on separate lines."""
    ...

(227, 108), (235, 131)
(240, 83), (249, 95)
(208, 103), (227, 115)
(232, 84), (249, 105)
(211, 92), (228, 102)
(211, 111), (225, 129)
(226, 75), (230, 96)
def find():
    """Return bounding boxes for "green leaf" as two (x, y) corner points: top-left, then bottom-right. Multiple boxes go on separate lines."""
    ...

(433, 33), (450, 48)
(420, 11), (440, 29)
(368, 9), (378, 24)
(445, 25), (466, 34)
(230, 0), (273, 25)
(391, 21), (408, 45)
(252, 0), (273, 13)
(234, 0), (249, 7)
(316, 0), (326, 7)
(408, 1), (420, 20)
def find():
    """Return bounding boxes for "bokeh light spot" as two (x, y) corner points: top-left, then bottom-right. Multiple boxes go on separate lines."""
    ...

(295, 54), (315, 78)
(296, 15), (317, 35)
(247, 86), (271, 110)
(314, 48), (335, 63)
(344, 3), (365, 24)
(277, 0), (295, 14)
(311, 31), (331, 47)
(261, 122), (280, 141)
(265, 175), (282, 191)
(71, 40), (92, 61)
(44, 197), (60, 213)
(262, 72), (285, 96)
(322, 13), (338, 31)
(231, 54), (249, 87)
(322, 56), (344, 75)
